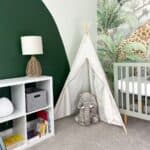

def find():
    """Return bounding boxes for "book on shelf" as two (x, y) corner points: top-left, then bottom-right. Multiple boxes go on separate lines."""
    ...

(0, 136), (6, 150)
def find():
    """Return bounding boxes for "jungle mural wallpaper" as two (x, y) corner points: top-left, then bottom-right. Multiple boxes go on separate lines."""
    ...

(97, 0), (150, 88)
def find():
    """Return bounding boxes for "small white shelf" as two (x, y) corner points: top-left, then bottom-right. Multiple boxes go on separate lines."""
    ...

(0, 76), (52, 88)
(0, 76), (54, 150)
(0, 111), (24, 123)
(27, 133), (54, 145)
(14, 133), (54, 150)
(26, 105), (51, 115)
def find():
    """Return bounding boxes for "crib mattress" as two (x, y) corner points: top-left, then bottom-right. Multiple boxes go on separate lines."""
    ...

(118, 77), (150, 96)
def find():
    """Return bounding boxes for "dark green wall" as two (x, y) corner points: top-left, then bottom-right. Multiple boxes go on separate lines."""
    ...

(0, 0), (70, 103)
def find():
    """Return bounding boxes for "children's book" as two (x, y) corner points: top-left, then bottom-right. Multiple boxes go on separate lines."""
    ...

(0, 137), (6, 150)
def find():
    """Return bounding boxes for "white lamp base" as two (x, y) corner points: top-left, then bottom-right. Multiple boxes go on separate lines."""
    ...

(26, 56), (42, 77)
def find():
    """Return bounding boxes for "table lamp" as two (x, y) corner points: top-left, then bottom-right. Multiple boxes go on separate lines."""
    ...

(21, 36), (43, 77)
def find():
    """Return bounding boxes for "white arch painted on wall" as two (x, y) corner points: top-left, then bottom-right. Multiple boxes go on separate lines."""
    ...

(42, 0), (97, 66)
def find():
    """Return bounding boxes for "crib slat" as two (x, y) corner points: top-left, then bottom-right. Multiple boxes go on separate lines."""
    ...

(114, 64), (119, 106)
(132, 66), (135, 112)
(125, 66), (130, 111)
(144, 66), (148, 114)
(137, 66), (142, 113)
(121, 67), (123, 109)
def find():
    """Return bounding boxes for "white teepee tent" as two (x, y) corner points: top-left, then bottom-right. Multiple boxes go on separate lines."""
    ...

(55, 34), (126, 133)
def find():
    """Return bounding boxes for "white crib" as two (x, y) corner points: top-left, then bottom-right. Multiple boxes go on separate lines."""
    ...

(114, 63), (150, 124)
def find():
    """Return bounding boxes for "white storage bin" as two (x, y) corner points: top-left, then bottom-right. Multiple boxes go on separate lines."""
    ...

(26, 88), (48, 113)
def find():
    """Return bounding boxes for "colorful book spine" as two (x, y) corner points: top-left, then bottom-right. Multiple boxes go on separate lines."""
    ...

(0, 137), (6, 150)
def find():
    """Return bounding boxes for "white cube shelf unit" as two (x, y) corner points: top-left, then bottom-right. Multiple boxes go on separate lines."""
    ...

(0, 76), (55, 150)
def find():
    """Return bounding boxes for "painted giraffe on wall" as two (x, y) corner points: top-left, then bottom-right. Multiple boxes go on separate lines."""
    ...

(117, 20), (150, 61)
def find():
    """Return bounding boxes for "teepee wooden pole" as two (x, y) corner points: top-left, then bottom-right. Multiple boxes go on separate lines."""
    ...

(83, 23), (90, 35)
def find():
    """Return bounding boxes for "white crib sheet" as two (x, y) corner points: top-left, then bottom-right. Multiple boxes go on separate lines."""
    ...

(118, 77), (150, 96)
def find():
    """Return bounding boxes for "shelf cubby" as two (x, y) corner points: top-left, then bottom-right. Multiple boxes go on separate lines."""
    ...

(0, 117), (26, 149)
(26, 107), (52, 144)
(0, 84), (25, 124)
(11, 84), (26, 115)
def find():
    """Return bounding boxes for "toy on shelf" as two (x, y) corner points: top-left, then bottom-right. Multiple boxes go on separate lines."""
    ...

(0, 97), (14, 118)
(36, 119), (47, 137)
(4, 134), (24, 150)
(37, 111), (48, 121)
(36, 111), (49, 136)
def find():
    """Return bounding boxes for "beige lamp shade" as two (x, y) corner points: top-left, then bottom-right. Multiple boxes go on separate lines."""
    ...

(21, 36), (43, 55)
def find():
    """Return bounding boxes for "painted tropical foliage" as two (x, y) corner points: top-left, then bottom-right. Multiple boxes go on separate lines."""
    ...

(97, 0), (150, 88)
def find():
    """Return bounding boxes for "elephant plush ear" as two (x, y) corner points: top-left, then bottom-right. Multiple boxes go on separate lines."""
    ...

(77, 93), (84, 109)
(91, 95), (98, 107)
(79, 93), (84, 98)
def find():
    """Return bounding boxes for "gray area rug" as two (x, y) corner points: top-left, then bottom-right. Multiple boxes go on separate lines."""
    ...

(29, 116), (150, 150)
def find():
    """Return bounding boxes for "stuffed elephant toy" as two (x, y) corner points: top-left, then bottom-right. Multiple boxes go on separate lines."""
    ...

(75, 92), (99, 126)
